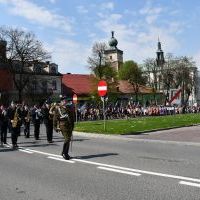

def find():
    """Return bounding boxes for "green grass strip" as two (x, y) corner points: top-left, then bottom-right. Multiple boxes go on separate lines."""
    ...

(74, 113), (200, 135)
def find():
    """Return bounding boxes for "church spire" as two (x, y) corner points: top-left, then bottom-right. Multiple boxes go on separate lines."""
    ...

(157, 36), (162, 51)
(156, 38), (165, 67)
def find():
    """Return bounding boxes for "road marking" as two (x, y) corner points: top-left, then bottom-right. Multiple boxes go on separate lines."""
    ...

(48, 156), (75, 163)
(8, 145), (200, 184)
(98, 166), (141, 176)
(25, 148), (63, 158)
(18, 149), (33, 154)
(72, 158), (200, 183)
(179, 181), (200, 188)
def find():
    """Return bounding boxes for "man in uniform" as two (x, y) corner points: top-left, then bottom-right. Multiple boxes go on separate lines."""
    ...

(53, 96), (74, 160)
(7, 102), (22, 149)
(23, 105), (31, 138)
(42, 100), (53, 143)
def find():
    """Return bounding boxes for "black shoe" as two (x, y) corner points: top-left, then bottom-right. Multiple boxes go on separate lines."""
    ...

(12, 145), (18, 149)
(62, 154), (71, 160)
(48, 140), (54, 143)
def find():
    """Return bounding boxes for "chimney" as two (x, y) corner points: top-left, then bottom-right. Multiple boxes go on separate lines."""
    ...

(0, 40), (7, 62)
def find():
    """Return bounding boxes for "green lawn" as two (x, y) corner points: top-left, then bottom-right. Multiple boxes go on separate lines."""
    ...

(74, 113), (200, 135)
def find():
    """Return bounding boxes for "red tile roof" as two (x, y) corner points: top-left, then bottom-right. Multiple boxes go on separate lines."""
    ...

(62, 74), (157, 96)
(62, 74), (95, 96)
(118, 80), (155, 94)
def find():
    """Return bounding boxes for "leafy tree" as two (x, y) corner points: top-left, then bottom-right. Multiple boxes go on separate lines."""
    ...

(0, 26), (50, 101)
(87, 42), (118, 98)
(174, 56), (196, 106)
(119, 60), (146, 102)
(143, 58), (159, 90)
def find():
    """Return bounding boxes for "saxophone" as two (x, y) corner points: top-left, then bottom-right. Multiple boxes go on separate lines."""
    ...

(11, 109), (19, 128)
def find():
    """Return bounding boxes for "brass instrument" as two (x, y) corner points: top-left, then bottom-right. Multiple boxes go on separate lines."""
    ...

(50, 103), (61, 132)
(11, 109), (20, 128)
(25, 110), (30, 122)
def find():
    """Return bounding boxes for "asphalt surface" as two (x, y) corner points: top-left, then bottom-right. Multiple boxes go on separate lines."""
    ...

(0, 124), (200, 200)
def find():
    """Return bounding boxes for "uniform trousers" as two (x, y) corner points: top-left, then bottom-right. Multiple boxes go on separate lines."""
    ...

(24, 121), (30, 138)
(0, 123), (8, 144)
(45, 120), (53, 142)
(60, 121), (73, 156)
(34, 119), (40, 139)
(11, 126), (20, 146)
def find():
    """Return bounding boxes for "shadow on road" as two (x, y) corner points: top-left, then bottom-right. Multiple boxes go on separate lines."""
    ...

(74, 153), (118, 160)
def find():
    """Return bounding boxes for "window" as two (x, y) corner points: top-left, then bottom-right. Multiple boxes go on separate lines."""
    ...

(51, 66), (57, 74)
(42, 81), (47, 92)
(34, 64), (42, 73)
(52, 80), (57, 90)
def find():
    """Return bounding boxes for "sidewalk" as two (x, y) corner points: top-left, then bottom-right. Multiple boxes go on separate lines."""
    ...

(74, 125), (200, 144)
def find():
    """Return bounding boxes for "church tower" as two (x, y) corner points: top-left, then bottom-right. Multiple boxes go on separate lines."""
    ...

(104, 31), (123, 72)
(155, 38), (165, 91)
(156, 38), (165, 70)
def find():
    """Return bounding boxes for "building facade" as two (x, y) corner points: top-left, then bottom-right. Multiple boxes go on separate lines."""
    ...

(0, 40), (62, 105)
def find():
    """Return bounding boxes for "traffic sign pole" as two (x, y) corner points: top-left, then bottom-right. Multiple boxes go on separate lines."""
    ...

(103, 97), (106, 131)
(98, 81), (108, 132)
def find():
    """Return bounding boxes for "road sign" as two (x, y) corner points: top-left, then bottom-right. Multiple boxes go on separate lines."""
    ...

(98, 80), (107, 97)
(72, 94), (78, 104)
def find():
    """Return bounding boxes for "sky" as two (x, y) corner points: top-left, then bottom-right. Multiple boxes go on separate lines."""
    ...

(0, 0), (200, 74)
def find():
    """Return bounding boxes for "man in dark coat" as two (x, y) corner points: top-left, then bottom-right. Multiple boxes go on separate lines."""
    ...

(42, 101), (53, 143)
(7, 102), (22, 149)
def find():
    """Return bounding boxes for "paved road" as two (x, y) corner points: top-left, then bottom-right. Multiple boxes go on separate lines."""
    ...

(0, 125), (200, 200)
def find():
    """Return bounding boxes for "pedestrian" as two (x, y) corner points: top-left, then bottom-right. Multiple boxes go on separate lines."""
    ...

(53, 96), (74, 160)
(32, 104), (42, 140)
(42, 100), (53, 143)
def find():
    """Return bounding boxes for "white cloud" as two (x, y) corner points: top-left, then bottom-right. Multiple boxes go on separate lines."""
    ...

(77, 5), (88, 14)
(46, 38), (91, 74)
(101, 2), (114, 10)
(95, 11), (180, 65)
(6, 0), (73, 33)
(194, 51), (200, 68)
(139, 3), (163, 25)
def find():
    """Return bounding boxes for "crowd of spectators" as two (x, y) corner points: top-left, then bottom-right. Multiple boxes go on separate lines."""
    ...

(77, 102), (200, 121)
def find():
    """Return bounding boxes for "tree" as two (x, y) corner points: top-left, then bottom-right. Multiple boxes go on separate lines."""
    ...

(0, 26), (50, 102)
(87, 42), (107, 79)
(174, 56), (196, 106)
(143, 58), (159, 90)
(119, 60), (146, 102)
(87, 42), (118, 96)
